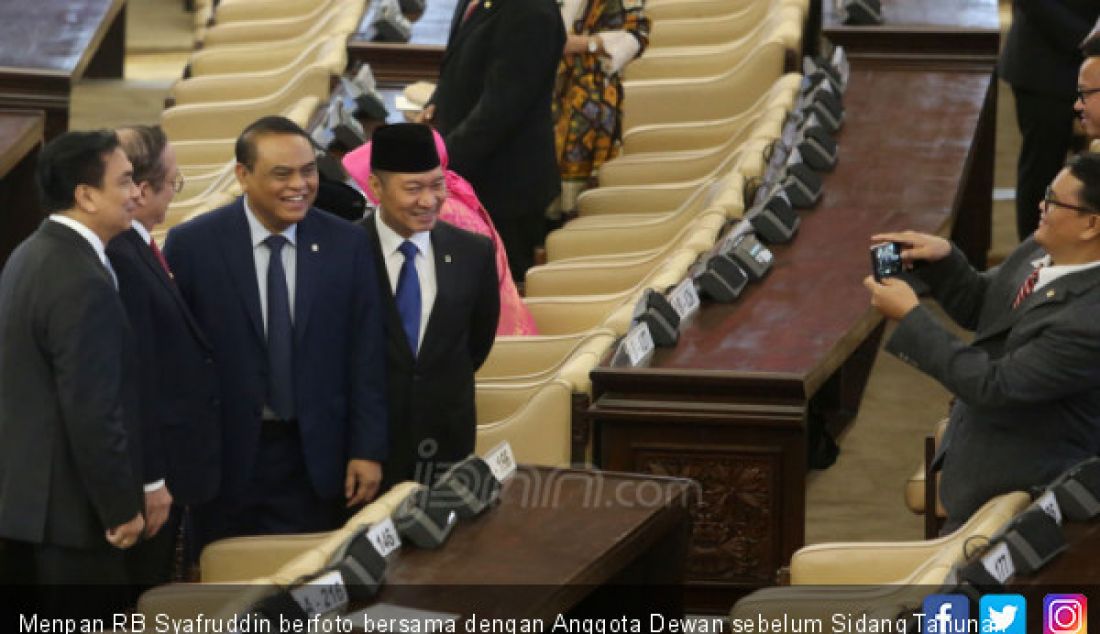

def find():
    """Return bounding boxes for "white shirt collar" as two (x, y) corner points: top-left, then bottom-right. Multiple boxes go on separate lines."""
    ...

(374, 209), (431, 257)
(131, 219), (152, 245)
(49, 214), (109, 266)
(1029, 254), (1100, 291)
(243, 196), (297, 248)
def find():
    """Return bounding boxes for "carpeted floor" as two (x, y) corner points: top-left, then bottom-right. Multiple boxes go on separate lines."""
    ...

(72, 0), (1025, 547)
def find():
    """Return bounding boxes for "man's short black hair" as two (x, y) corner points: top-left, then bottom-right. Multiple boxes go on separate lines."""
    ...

(1069, 152), (1100, 212)
(235, 116), (313, 171)
(117, 125), (169, 191)
(36, 129), (120, 213)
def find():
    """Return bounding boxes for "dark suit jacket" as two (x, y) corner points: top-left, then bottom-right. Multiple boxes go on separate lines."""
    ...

(107, 228), (221, 505)
(164, 198), (387, 500)
(999, 0), (1100, 98)
(359, 214), (499, 488)
(430, 0), (565, 220)
(0, 221), (143, 548)
(888, 239), (1100, 525)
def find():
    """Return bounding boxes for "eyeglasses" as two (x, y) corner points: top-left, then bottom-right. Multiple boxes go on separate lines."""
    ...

(1076, 87), (1100, 103)
(170, 172), (185, 194)
(1044, 185), (1097, 214)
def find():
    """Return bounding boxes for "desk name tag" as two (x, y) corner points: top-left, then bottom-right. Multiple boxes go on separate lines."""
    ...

(484, 440), (518, 483)
(980, 542), (1015, 584)
(669, 278), (701, 321)
(623, 322), (656, 367)
(290, 570), (349, 617)
(368, 517), (402, 557)
(832, 46), (850, 89)
(1036, 490), (1063, 525)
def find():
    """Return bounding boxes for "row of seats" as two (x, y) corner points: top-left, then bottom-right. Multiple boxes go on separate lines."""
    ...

(469, 1), (808, 467)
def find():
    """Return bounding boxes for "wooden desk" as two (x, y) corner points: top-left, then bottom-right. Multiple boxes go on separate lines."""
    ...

(0, 0), (126, 140)
(822, 0), (1000, 70)
(589, 67), (993, 612)
(373, 466), (695, 624)
(347, 0), (455, 83)
(0, 111), (45, 273)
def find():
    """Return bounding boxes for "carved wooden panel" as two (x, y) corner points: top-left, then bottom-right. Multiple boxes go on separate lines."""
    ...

(636, 447), (780, 584)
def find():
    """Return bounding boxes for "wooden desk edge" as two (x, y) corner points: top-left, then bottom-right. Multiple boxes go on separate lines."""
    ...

(0, 110), (45, 177)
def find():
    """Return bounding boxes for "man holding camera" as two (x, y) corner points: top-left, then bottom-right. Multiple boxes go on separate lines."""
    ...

(865, 153), (1100, 532)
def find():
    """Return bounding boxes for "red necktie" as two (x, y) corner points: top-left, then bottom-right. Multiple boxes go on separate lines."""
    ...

(461, 0), (479, 23)
(1012, 267), (1041, 309)
(150, 237), (172, 276)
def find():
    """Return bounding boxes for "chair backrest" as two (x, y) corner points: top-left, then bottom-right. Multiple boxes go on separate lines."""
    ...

(201, 0), (358, 47)
(190, 11), (349, 76)
(476, 379), (574, 467)
(622, 39), (786, 132)
(478, 329), (617, 383)
(214, 0), (332, 25)
(648, 0), (771, 48)
(627, 6), (801, 82)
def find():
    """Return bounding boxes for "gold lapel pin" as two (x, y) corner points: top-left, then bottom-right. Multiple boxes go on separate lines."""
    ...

(1046, 289), (1056, 298)
(484, 1), (491, 8)
(311, 244), (319, 252)
(444, 254), (452, 263)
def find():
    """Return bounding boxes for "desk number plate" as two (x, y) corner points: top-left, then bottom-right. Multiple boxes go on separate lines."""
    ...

(981, 542), (1015, 584)
(1036, 490), (1063, 525)
(669, 279), (701, 321)
(484, 440), (518, 483)
(623, 322), (656, 367)
(290, 570), (349, 617)
(368, 517), (402, 557)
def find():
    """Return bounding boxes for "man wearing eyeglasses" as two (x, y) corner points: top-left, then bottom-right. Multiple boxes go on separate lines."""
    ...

(105, 125), (220, 584)
(864, 153), (1100, 532)
(1076, 36), (1100, 140)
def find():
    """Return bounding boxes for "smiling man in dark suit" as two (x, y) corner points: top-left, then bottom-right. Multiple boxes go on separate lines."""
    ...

(106, 125), (220, 582)
(0, 130), (144, 613)
(359, 123), (499, 490)
(422, 0), (565, 280)
(164, 116), (387, 550)
(866, 153), (1100, 532)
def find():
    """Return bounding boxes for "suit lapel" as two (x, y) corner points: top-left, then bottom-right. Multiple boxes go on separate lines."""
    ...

(443, 0), (501, 66)
(978, 259), (1100, 342)
(41, 221), (111, 286)
(217, 202), (265, 344)
(126, 230), (213, 351)
(363, 214), (416, 364)
(292, 212), (323, 347)
(419, 225), (453, 366)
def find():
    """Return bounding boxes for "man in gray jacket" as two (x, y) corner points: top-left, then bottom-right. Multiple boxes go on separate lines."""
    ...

(865, 153), (1100, 531)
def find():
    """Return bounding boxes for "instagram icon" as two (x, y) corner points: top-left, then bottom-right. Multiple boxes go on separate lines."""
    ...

(1045, 594), (1088, 634)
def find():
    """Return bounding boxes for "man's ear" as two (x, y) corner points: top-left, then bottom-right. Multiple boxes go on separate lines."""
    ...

(73, 183), (98, 214)
(1083, 214), (1100, 241)
(234, 163), (250, 190)
(368, 173), (383, 202)
(135, 180), (152, 206)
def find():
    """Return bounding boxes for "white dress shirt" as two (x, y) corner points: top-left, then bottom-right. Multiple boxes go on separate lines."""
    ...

(243, 197), (298, 333)
(49, 214), (117, 289)
(131, 219), (152, 245)
(374, 211), (437, 350)
(1030, 255), (1100, 292)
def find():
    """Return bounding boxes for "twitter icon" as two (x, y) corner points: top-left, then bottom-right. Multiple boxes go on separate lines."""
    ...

(981, 594), (1026, 634)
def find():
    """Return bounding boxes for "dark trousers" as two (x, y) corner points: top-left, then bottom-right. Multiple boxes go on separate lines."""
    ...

(0, 538), (130, 619)
(1012, 87), (1076, 240)
(493, 212), (546, 282)
(189, 420), (341, 561)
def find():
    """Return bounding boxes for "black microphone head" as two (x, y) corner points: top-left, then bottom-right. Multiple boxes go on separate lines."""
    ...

(1050, 457), (1100, 521)
(327, 525), (388, 600)
(393, 485), (460, 549)
(430, 455), (502, 519)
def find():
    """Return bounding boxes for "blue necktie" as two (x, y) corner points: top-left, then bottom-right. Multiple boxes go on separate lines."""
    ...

(396, 240), (422, 356)
(265, 235), (295, 419)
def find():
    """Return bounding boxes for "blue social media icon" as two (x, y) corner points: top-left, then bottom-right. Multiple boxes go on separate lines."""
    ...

(924, 594), (971, 634)
(981, 594), (1026, 634)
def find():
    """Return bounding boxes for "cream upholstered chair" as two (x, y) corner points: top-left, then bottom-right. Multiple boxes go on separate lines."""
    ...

(136, 482), (420, 620)
(906, 418), (949, 519)
(161, 67), (328, 142)
(526, 247), (698, 297)
(597, 105), (787, 188)
(174, 139), (238, 176)
(729, 491), (1032, 627)
(647, 0), (758, 21)
(201, 0), (361, 47)
(647, 0), (770, 48)
(524, 293), (636, 336)
(212, 0), (331, 25)
(476, 379), (574, 467)
(171, 38), (346, 106)
(626, 7), (802, 82)
(577, 136), (771, 217)
(189, 11), (352, 76)
(477, 329), (618, 385)
(621, 39), (786, 133)
(622, 73), (802, 155)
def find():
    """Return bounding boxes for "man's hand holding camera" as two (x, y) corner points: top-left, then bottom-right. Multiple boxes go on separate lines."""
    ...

(864, 231), (952, 321)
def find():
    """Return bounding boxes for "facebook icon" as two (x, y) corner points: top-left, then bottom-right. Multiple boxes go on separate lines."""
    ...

(923, 594), (972, 633)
